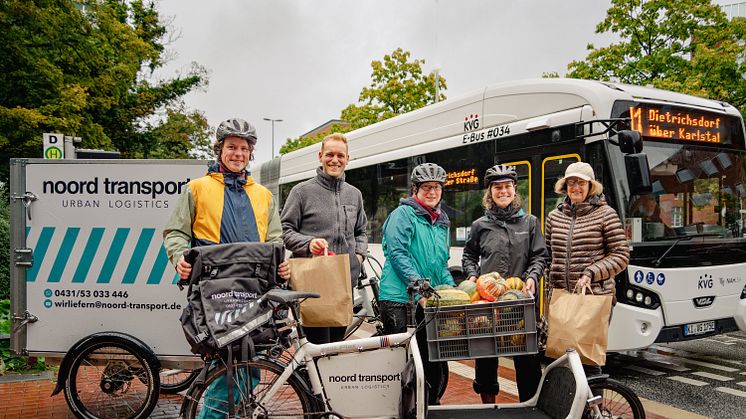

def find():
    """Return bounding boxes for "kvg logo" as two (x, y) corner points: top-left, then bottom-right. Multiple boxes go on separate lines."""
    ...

(698, 274), (713, 289)
(464, 114), (479, 131)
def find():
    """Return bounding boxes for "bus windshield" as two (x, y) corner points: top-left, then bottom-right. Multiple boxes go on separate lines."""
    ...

(625, 142), (746, 241)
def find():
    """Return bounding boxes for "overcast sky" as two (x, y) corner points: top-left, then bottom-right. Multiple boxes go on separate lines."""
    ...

(155, 0), (621, 165)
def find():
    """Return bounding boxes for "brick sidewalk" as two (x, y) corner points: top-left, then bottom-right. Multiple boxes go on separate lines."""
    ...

(0, 363), (674, 418)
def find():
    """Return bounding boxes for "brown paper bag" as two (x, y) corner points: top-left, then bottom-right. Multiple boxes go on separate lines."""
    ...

(289, 254), (352, 327)
(545, 287), (612, 366)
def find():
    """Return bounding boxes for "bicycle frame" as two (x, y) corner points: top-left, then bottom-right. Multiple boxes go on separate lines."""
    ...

(345, 276), (379, 339)
(258, 328), (424, 418)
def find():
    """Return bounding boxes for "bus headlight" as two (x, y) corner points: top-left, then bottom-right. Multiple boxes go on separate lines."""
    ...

(618, 283), (661, 309)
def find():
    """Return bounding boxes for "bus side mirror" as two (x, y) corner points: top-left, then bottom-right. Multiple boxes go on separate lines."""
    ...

(617, 130), (643, 154)
(625, 153), (652, 195)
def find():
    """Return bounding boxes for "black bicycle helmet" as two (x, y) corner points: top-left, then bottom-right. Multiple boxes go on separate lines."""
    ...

(411, 163), (447, 184)
(484, 164), (517, 186)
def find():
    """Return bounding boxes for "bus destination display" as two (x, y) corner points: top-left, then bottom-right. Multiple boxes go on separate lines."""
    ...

(630, 105), (725, 144)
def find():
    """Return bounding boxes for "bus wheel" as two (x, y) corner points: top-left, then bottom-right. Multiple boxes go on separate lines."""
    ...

(63, 335), (160, 419)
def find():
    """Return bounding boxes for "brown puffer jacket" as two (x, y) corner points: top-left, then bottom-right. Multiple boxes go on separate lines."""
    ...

(545, 194), (629, 296)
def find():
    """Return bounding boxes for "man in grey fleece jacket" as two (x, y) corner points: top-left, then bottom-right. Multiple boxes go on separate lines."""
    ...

(281, 133), (368, 344)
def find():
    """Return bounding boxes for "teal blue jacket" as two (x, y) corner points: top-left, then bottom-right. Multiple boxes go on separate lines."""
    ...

(379, 197), (455, 303)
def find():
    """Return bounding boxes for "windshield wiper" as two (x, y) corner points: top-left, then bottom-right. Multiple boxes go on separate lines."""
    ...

(653, 236), (692, 267)
(651, 233), (723, 267)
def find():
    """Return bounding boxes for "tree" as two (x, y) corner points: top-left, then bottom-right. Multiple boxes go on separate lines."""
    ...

(279, 122), (350, 155)
(564, 0), (746, 117)
(281, 48), (447, 154)
(342, 48), (447, 130)
(0, 0), (208, 184)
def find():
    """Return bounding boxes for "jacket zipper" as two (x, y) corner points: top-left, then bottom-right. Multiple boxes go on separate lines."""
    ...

(564, 206), (576, 290)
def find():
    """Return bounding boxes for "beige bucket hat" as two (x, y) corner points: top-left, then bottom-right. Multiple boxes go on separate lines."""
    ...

(555, 161), (603, 194)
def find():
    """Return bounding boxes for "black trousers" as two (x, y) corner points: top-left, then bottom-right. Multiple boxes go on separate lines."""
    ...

(473, 353), (542, 401)
(379, 300), (446, 405)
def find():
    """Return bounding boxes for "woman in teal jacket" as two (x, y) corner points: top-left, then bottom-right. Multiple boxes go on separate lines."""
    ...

(379, 163), (455, 405)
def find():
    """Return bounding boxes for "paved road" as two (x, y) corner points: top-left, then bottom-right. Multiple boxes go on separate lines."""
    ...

(605, 331), (746, 419)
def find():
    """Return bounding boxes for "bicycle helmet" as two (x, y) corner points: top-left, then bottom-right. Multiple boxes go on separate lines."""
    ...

(411, 163), (447, 184)
(213, 118), (257, 156)
(484, 164), (517, 186)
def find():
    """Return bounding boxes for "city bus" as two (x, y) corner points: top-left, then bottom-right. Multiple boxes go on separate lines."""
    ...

(257, 78), (746, 351)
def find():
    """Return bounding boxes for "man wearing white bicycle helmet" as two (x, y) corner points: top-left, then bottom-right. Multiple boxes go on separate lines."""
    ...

(164, 117), (289, 419)
(379, 162), (455, 405)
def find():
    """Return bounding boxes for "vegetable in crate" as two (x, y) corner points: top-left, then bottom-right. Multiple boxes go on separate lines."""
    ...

(457, 280), (480, 302)
(476, 273), (507, 301)
(468, 314), (492, 334)
(439, 315), (465, 337)
(426, 288), (470, 307)
(504, 276), (526, 291)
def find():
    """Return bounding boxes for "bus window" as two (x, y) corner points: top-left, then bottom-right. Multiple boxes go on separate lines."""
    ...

(541, 154), (580, 231)
(499, 161), (531, 215)
(369, 158), (409, 243)
(422, 141), (495, 246)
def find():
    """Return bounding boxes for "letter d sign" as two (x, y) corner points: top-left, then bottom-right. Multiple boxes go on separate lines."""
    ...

(43, 132), (65, 159)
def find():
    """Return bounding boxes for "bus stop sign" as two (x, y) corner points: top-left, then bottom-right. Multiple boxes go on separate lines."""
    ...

(42, 133), (64, 159)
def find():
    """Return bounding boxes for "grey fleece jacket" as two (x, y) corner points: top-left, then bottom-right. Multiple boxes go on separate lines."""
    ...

(281, 167), (368, 285)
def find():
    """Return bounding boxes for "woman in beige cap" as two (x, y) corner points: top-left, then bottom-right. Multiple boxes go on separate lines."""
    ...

(544, 162), (629, 371)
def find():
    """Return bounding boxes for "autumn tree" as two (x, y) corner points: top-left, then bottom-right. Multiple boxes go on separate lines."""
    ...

(0, 0), (209, 183)
(281, 48), (447, 154)
(564, 0), (746, 116)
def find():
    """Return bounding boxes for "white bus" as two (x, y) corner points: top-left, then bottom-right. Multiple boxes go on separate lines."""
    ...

(258, 78), (746, 351)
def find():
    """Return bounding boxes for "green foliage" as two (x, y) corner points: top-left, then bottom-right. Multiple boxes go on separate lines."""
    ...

(279, 123), (351, 155)
(564, 0), (746, 117)
(341, 48), (447, 130)
(282, 48), (447, 154)
(0, 0), (208, 184)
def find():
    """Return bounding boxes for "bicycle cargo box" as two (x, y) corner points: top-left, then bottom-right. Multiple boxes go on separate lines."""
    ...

(424, 297), (537, 362)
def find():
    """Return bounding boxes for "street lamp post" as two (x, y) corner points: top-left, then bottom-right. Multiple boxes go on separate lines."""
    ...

(262, 117), (283, 158)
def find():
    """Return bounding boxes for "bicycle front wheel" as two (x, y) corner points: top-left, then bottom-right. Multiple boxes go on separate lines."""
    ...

(588, 378), (645, 419)
(160, 368), (200, 394)
(182, 358), (318, 418)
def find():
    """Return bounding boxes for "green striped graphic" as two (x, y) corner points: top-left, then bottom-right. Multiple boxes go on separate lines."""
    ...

(122, 228), (155, 284)
(96, 228), (130, 284)
(26, 227), (55, 282)
(73, 228), (105, 283)
(48, 227), (80, 283)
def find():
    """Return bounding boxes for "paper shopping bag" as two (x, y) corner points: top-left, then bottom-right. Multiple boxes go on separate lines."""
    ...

(289, 254), (352, 327)
(545, 288), (612, 366)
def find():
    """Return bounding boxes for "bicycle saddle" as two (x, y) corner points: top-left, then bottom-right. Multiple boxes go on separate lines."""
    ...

(264, 288), (320, 304)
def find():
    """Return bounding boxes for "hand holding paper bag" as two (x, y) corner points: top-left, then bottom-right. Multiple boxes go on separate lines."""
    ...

(289, 253), (352, 327)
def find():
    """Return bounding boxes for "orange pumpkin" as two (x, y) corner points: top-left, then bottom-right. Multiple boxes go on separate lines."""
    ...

(476, 275), (507, 301)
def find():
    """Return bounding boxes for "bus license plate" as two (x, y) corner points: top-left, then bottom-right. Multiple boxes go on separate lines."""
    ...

(684, 321), (715, 336)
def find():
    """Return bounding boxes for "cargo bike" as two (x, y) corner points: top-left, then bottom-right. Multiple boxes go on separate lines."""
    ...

(180, 276), (621, 419)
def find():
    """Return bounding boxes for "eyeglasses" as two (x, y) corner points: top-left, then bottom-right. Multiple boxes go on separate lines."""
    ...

(566, 179), (589, 188)
(419, 184), (443, 192)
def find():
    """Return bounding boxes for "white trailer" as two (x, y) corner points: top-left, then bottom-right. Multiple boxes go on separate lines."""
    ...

(9, 158), (207, 418)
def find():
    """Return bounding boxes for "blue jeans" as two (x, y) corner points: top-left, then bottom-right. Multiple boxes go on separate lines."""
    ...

(199, 360), (261, 419)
